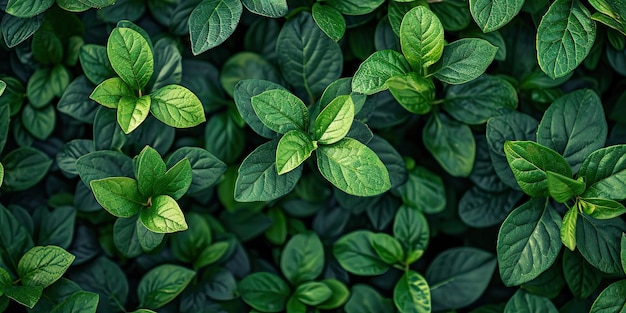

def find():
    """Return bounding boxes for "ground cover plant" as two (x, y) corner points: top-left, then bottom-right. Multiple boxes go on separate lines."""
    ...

(0, 0), (625, 312)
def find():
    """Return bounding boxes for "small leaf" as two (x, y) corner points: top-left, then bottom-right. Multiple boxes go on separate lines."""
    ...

(323, 0), (384, 15)
(90, 78), (135, 109)
(314, 95), (355, 144)
(352, 50), (412, 95)
(504, 289), (558, 313)
(138, 264), (195, 309)
(399, 6), (445, 73)
(537, 0), (596, 79)
(276, 130), (316, 175)
(370, 233), (404, 265)
(107, 27), (154, 90)
(333, 230), (389, 276)
(139, 195), (188, 233)
(386, 73), (435, 115)
(317, 138), (391, 197)
(149, 85), (206, 128)
(134, 146), (167, 197)
(431, 38), (498, 84)
(295, 281), (332, 306)
(90, 177), (146, 217)
(251, 89), (309, 134)
(239, 272), (290, 313)
(189, 0), (243, 55)
(18, 246), (75, 288)
(116, 95), (151, 134)
(546, 171), (585, 203)
(193, 241), (230, 269)
(79, 44), (116, 85)
(158, 159), (192, 200)
(1, 14), (45, 48)
(393, 206), (430, 264)
(579, 198), (626, 219)
(317, 279), (350, 310)
(469, 0), (524, 32)
(393, 270), (431, 313)
(561, 207), (578, 251)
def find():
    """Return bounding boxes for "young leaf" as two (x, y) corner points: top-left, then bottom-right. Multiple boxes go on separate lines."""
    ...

(276, 130), (316, 175)
(241, 0), (287, 18)
(546, 171), (585, 203)
(431, 38), (498, 84)
(504, 141), (572, 197)
(423, 112), (475, 177)
(469, 0), (524, 32)
(333, 230), (389, 276)
(280, 231), (324, 285)
(107, 27), (154, 90)
(386, 73), (435, 115)
(537, 0), (596, 79)
(497, 198), (562, 286)
(149, 85), (205, 128)
(157, 159), (192, 200)
(18, 246), (75, 288)
(90, 78), (135, 109)
(399, 6), (445, 73)
(317, 137), (391, 197)
(352, 50), (412, 95)
(394, 270), (431, 313)
(116, 95), (151, 134)
(235, 139), (303, 202)
(561, 207), (578, 251)
(251, 89), (309, 134)
(578, 145), (626, 200)
(579, 198), (626, 219)
(312, 3), (346, 42)
(134, 146), (167, 197)
(589, 280), (626, 312)
(370, 233), (404, 265)
(393, 206), (430, 264)
(4, 285), (43, 308)
(0, 163), (3, 187)
(138, 264), (195, 309)
(314, 95), (355, 144)
(536, 89), (607, 173)
(426, 247), (497, 311)
(139, 195), (188, 233)
(238, 272), (290, 313)
(189, 0), (243, 55)
(295, 281), (332, 306)
(90, 177), (146, 217)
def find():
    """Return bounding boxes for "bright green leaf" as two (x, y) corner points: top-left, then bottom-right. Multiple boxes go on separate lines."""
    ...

(546, 171), (585, 203)
(6, 0), (53, 18)
(314, 95), (355, 144)
(276, 130), (316, 175)
(193, 241), (229, 269)
(280, 231), (324, 285)
(50, 291), (99, 313)
(399, 6), (445, 73)
(4, 285), (43, 308)
(352, 50), (412, 95)
(107, 27), (154, 90)
(157, 159), (192, 200)
(561, 207), (578, 251)
(116, 95), (151, 134)
(239, 272), (290, 313)
(503, 289), (558, 313)
(138, 264), (195, 309)
(370, 233), (404, 265)
(333, 230), (389, 276)
(241, 0), (287, 17)
(134, 146), (167, 197)
(90, 78), (135, 109)
(431, 38), (498, 84)
(150, 85), (206, 128)
(18, 246), (75, 288)
(386, 73), (435, 115)
(251, 89), (309, 134)
(295, 281), (332, 306)
(317, 279), (350, 310)
(312, 3), (346, 42)
(90, 177), (146, 217)
(579, 198), (626, 219)
(394, 270), (431, 313)
(139, 195), (188, 233)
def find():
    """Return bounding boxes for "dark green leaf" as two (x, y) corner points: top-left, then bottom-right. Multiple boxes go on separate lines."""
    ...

(4, 285), (43, 308)
(503, 289), (557, 313)
(562, 249), (602, 298)
(590, 280), (626, 313)
(577, 213), (626, 275)
(394, 166), (446, 214)
(386, 73), (435, 114)
(1, 13), (45, 48)
(470, 0), (524, 32)
(234, 79), (285, 139)
(166, 147), (226, 193)
(324, 0), (384, 15)
(79, 44), (116, 85)
(50, 291), (99, 313)
(393, 206), (429, 264)
(219, 52), (281, 98)
(333, 230), (389, 276)
(204, 112), (245, 164)
(280, 231), (324, 285)
(76, 150), (133, 189)
(6, 0), (53, 18)
(21, 103), (55, 140)
(431, 38), (498, 84)
(459, 187), (523, 228)
(423, 112), (475, 177)
(2, 147), (52, 192)
(69, 257), (129, 313)
(345, 284), (394, 313)
(27, 65), (71, 108)
(138, 264), (195, 309)
(239, 272), (290, 313)
(189, 0), (243, 55)
(312, 3), (346, 42)
(57, 76), (99, 124)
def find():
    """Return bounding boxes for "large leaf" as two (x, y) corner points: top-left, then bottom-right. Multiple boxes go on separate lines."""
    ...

(562, 249), (602, 299)
(107, 27), (154, 90)
(537, 89), (606, 173)
(0, 205), (34, 275)
(1, 13), (45, 48)
(352, 50), (412, 95)
(537, 0), (596, 79)
(497, 198), (562, 286)
(312, 3), (346, 42)
(458, 187), (523, 228)
(69, 257), (129, 313)
(280, 231), (324, 285)
(590, 280), (626, 313)
(399, 6), (445, 73)
(276, 12), (342, 99)
(345, 284), (394, 313)
(469, 0), (524, 32)
(431, 38), (498, 84)
(324, 0), (385, 15)
(18, 246), (75, 288)
(578, 144), (626, 200)
(503, 289), (558, 313)
(576, 213), (626, 275)
(189, 0), (243, 55)
(393, 270), (431, 313)
(317, 137), (391, 197)
(423, 112), (475, 177)
(138, 264), (195, 309)
(149, 85), (206, 128)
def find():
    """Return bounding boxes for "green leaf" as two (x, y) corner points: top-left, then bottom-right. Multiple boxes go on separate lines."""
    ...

(0, 163), (3, 188)
(280, 231), (324, 285)
(317, 137), (391, 197)
(370, 233), (404, 265)
(68, 257), (129, 313)
(18, 246), (75, 288)
(241, 0), (287, 17)
(138, 264), (195, 309)
(578, 145), (626, 200)
(352, 50), (412, 95)
(312, 3), (346, 42)
(57, 76), (100, 123)
(431, 0), (472, 32)
(386, 73), (435, 115)
(277, 12), (342, 99)
(562, 249), (602, 298)
(1, 147), (52, 192)
(459, 187), (523, 228)
(504, 289), (558, 313)
(149, 85), (206, 128)
(21, 103), (55, 140)
(90, 78), (134, 109)
(333, 230), (389, 276)
(546, 171), (585, 203)
(1, 13), (45, 48)
(165, 147), (225, 193)
(276, 130), (316, 175)
(393, 206), (430, 264)
(79, 44), (116, 85)
(157, 159), (192, 200)
(323, 0), (384, 15)
(431, 38), (498, 84)
(50, 291), (99, 313)
(139, 195), (188, 233)
(27, 65), (71, 108)
(393, 270), (431, 313)
(314, 95), (355, 144)
(399, 6), (445, 73)
(116, 95), (151, 134)
(426, 247), (497, 311)
(537, 0), (596, 79)
(394, 166), (446, 214)
(189, 0), (243, 55)
(76, 150), (133, 188)
(469, 0), (524, 32)
(536, 89), (607, 172)
(579, 198), (626, 219)
(504, 141), (572, 197)
(590, 280), (626, 312)
(31, 27), (63, 65)
(622, 233), (626, 274)
(149, 37), (183, 91)
(134, 146), (166, 197)
(295, 281), (332, 306)
(239, 272), (290, 313)
(6, 0), (53, 18)
(497, 198), (562, 286)
(193, 241), (229, 269)
(251, 89), (309, 134)
(113, 216), (143, 258)
(219, 52), (281, 98)
(561, 207), (578, 251)
(107, 27), (154, 90)
(345, 284), (394, 313)
(265, 207), (287, 245)
(317, 279), (350, 310)
(234, 79), (285, 139)
(442, 74), (518, 125)
(90, 177), (146, 217)
(235, 139), (302, 202)
(423, 112), (475, 177)
(4, 285), (43, 308)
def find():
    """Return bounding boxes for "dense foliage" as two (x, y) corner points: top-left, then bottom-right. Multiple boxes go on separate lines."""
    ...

(0, 0), (625, 312)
